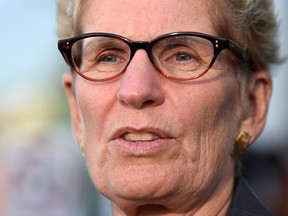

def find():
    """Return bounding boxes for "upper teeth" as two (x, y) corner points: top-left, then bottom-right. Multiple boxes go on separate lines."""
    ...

(124, 132), (160, 142)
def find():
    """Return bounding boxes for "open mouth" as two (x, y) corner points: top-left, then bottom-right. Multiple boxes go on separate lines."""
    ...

(123, 132), (160, 142)
(111, 128), (171, 154)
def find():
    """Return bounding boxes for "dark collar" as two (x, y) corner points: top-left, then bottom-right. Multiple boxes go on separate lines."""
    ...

(227, 177), (274, 216)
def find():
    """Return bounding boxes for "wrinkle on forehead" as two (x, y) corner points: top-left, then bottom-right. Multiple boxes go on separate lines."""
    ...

(79, 0), (215, 40)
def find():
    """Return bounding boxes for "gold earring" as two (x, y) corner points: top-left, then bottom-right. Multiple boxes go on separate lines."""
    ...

(79, 138), (85, 156)
(233, 131), (251, 158)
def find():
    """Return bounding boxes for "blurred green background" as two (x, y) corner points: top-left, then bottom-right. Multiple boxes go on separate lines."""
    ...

(0, 0), (287, 215)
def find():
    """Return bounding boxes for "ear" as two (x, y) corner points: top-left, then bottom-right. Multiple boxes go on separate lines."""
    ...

(240, 70), (272, 144)
(63, 72), (83, 143)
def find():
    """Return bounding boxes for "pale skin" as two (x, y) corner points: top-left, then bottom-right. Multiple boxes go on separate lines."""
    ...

(63, 0), (272, 215)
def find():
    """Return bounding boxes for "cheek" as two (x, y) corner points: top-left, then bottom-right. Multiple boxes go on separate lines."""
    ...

(75, 80), (119, 169)
(178, 81), (241, 172)
(76, 79), (118, 136)
(77, 87), (121, 195)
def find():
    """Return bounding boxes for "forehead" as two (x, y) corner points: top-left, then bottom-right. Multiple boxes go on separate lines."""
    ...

(79, 0), (215, 40)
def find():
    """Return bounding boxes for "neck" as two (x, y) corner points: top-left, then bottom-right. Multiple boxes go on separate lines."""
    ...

(111, 175), (235, 216)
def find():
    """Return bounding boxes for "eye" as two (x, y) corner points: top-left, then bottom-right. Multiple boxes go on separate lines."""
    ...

(175, 53), (193, 61)
(155, 42), (201, 65)
(96, 49), (128, 65)
(101, 54), (117, 62)
(79, 47), (129, 74)
(167, 49), (200, 65)
(155, 44), (204, 73)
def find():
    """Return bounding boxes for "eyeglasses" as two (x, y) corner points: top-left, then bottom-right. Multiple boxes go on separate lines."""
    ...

(58, 32), (249, 82)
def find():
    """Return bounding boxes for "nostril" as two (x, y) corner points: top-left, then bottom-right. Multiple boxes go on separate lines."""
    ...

(118, 92), (157, 109)
(141, 100), (156, 108)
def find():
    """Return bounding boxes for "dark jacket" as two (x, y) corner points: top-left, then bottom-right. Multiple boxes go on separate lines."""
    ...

(227, 178), (274, 216)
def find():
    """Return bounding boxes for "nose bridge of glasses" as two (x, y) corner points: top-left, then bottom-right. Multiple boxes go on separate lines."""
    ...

(130, 41), (154, 62)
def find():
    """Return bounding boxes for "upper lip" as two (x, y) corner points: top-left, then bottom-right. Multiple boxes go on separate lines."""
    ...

(110, 126), (172, 141)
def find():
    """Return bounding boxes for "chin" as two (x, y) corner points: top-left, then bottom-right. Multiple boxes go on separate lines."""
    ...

(95, 163), (181, 202)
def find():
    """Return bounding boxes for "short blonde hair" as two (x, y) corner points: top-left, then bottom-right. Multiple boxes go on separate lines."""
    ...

(208, 0), (281, 71)
(57, 0), (281, 72)
(57, 0), (81, 39)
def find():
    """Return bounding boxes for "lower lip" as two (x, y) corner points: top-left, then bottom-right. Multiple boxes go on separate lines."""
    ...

(113, 138), (169, 155)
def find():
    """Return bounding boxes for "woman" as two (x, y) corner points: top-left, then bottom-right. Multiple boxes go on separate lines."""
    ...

(57, 0), (280, 215)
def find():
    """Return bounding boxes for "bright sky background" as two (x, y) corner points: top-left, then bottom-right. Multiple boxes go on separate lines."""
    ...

(0, 0), (68, 139)
(0, 0), (62, 86)
(0, 0), (287, 152)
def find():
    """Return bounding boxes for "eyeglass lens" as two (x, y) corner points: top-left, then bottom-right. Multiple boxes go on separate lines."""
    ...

(71, 35), (215, 80)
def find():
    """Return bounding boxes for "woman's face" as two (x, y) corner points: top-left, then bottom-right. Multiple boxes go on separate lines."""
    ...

(66, 0), (247, 213)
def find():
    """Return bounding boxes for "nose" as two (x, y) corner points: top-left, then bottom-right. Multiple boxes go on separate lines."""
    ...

(117, 50), (164, 109)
